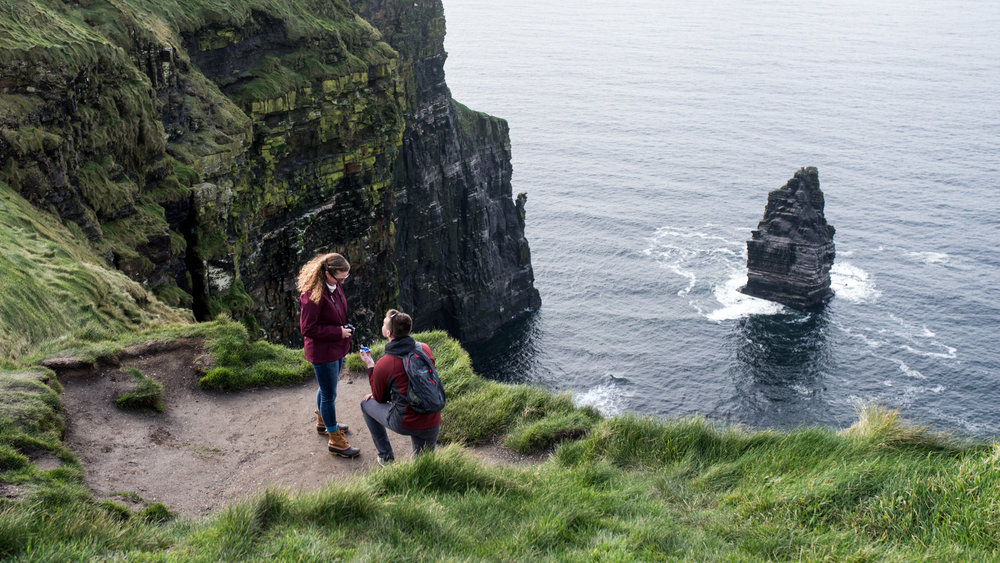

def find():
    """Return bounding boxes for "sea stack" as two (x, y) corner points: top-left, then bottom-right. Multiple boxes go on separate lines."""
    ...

(740, 167), (836, 309)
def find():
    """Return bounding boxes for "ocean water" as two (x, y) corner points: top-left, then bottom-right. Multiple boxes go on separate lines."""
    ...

(442, 0), (1000, 437)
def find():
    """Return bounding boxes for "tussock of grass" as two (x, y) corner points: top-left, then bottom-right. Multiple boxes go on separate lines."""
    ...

(370, 446), (522, 497)
(0, 368), (63, 447)
(196, 319), (312, 390)
(840, 403), (956, 450)
(114, 367), (164, 412)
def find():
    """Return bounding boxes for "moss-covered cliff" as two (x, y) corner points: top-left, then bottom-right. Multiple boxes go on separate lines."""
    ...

(0, 0), (536, 353)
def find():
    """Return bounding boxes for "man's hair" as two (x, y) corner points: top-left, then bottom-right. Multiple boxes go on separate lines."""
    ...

(387, 309), (412, 338)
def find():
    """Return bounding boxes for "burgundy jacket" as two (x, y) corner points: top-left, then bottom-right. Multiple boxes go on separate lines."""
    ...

(299, 287), (350, 364)
(367, 337), (441, 430)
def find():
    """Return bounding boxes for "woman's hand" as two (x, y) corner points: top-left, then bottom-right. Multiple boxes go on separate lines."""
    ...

(359, 349), (375, 369)
(341, 325), (353, 339)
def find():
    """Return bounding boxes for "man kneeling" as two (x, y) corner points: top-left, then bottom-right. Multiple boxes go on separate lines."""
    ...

(359, 309), (441, 466)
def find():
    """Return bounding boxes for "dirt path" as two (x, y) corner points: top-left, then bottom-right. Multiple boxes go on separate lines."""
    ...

(54, 340), (539, 519)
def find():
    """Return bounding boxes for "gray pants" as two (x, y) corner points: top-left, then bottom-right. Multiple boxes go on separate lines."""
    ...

(360, 398), (439, 460)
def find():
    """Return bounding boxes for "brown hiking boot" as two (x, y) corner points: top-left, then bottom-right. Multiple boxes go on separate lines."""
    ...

(327, 429), (360, 458)
(315, 410), (348, 433)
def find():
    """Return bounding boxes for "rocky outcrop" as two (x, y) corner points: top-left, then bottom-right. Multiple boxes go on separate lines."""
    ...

(0, 0), (538, 346)
(740, 167), (836, 309)
(351, 0), (540, 341)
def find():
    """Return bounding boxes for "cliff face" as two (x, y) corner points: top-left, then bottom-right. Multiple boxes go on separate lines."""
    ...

(352, 0), (540, 341)
(740, 167), (836, 309)
(175, 7), (405, 346)
(0, 0), (537, 347)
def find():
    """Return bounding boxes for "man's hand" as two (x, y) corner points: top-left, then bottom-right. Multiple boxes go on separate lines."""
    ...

(359, 349), (375, 369)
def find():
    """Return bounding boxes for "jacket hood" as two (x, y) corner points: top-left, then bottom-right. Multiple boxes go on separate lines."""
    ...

(385, 336), (417, 357)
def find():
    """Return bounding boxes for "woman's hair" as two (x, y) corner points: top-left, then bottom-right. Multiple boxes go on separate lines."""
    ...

(297, 253), (350, 304)
(386, 309), (412, 338)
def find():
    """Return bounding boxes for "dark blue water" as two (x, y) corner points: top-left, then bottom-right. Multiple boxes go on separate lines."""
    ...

(443, 0), (1000, 437)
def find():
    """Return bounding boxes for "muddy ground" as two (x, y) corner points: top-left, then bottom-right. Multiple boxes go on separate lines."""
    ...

(53, 339), (539, 519)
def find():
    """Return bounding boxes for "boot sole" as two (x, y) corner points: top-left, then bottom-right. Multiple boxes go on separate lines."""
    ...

(328, 447), (360, 458)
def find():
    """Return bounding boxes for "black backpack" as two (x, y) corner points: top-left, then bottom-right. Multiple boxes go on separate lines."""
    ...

(393, 343), (446, 414)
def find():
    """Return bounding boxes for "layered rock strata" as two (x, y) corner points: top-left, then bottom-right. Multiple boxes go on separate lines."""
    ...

(0, 0), (538, 346)
(351, 0), (540, 341)
(740, 167), (836, 309)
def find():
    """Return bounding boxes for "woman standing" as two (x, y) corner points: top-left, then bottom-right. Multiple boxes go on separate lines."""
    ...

(297, 252), (360, 458)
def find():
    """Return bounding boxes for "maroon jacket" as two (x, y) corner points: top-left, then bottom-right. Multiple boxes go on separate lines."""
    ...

(367, 337), (441, 430)
(299, 287), (350, 364)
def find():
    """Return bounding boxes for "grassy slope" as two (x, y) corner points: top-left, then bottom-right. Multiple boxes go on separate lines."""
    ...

(0, 181), (190, 364)
(1, 320), (999, 560)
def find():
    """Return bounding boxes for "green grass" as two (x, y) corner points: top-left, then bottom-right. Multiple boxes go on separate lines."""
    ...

(3, 399), (998, 560)
(4, 328), (1000, 560)
(0, 182), (191, 363)
(114, 366), (165, 412)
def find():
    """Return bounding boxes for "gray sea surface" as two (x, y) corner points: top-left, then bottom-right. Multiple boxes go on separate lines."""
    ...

(442, 0), (1000, 437)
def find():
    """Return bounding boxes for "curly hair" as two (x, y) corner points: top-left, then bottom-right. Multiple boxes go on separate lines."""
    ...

(296, 253), (350, 304)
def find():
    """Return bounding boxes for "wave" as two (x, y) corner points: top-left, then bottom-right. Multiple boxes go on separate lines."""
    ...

(907, 251), (950, 265)
(574, 382), (626, 416)
(902, 344), (958, 360)
(892, 358), (927, 380)
(706, 271), (784, 321)
(830, 261), (881, 303)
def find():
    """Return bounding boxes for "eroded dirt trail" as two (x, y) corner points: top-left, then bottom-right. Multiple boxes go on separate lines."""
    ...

(57, 341), (428, 519)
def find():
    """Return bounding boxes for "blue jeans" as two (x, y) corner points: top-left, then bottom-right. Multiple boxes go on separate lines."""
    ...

(313, 359), (344, 433)
(360, 398), (439, 460)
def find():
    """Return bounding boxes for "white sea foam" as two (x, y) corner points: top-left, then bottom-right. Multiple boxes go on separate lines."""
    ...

(907, 251), (950, 265)
(647, 225), (747, 300)
(902, 344), (958, 360)
(574, 383), (625, 416)
(830, 261), (881, 303)
(839, 325), (887, 349)
(670, 264), (697, 295)
(892, 358), (926, 380)
(887, 315), (951, 350)
(649, 225), (731, 244)
(706, 271), (784, 321)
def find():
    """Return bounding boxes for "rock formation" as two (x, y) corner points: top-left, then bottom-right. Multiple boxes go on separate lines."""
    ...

(0, 0), (538, 346)
(351, 0), (541, 341)
(740, 167), (836, 309)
